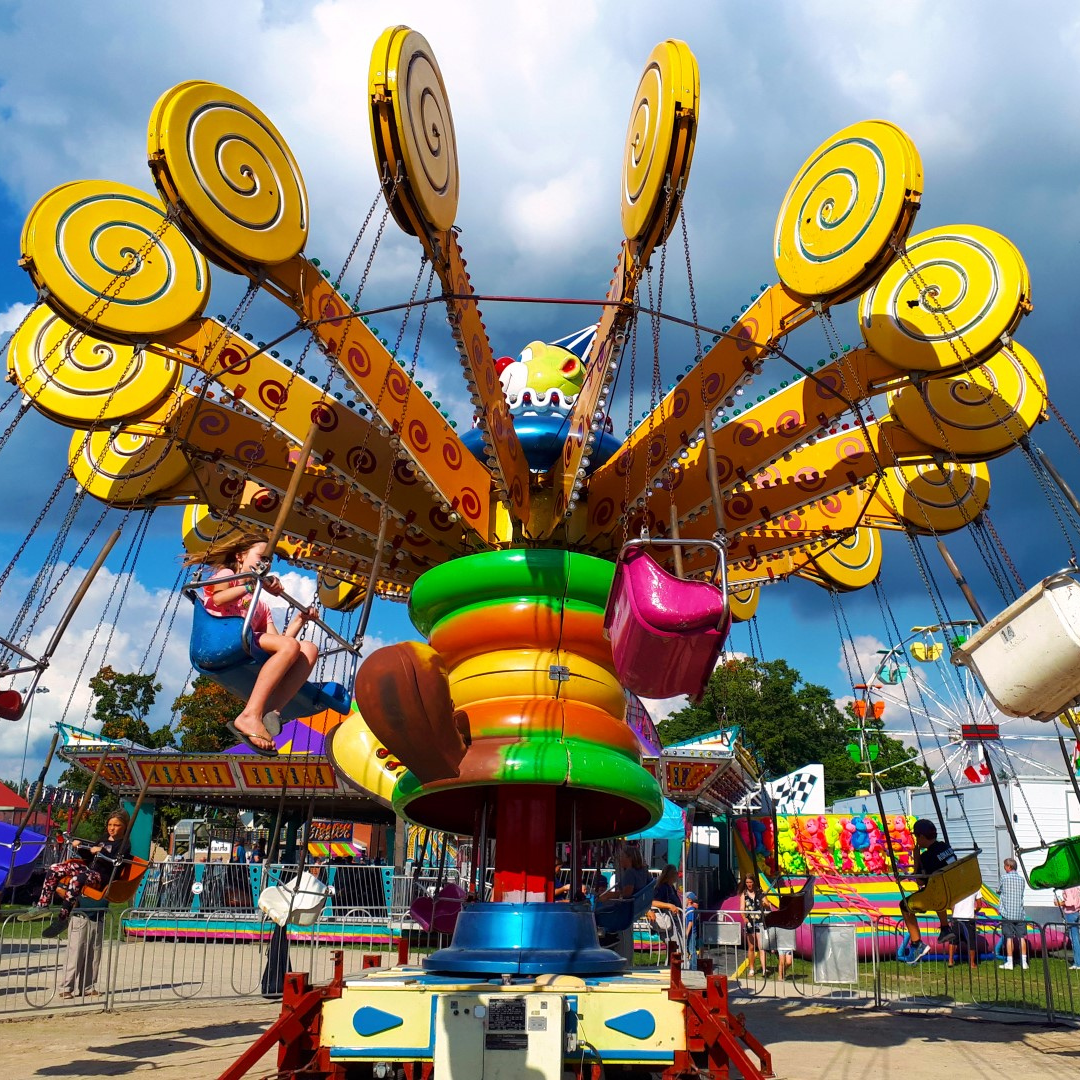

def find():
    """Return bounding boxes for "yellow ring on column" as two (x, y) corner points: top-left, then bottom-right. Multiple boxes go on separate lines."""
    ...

(621, 39), (699, 244)
(450, 648), (626, 717)
(318, 568), (368, 613)
(149, 81), (309, 267)
(859, 224), (1032, 372)
(879, 461), (990, 534)
(7, 306), (180, 427)
(326, 709), (401, 808)
(806, 529), (881, 591)
(369, 26), (459, 235)
(887, 342), (1046, 458)
(20, 180), (209, 341)
(774, 120), (922, 301)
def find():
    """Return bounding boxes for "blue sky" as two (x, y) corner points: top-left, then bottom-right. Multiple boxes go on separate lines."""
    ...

(1, 0), (1079, 783)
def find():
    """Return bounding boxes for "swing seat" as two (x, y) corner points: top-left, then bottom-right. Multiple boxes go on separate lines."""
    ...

(594, 879), (656, 933)
(57, 857), (150, 905)
(188, 599), (351, 722)
(409, 882), (468, 935)
(258, 870), (329, 928)
(604, 547), (731, 701)
(0, 823), (47, 889)
(764, 878), (815, 930)
(0, 689), (25, 721)
(905, 853), (982, 915)
(1028, 836), (1080, 891)
(952, 571), (1080, 720)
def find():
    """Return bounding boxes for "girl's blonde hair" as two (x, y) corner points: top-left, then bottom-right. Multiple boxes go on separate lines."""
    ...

(182, 531), (269, 570)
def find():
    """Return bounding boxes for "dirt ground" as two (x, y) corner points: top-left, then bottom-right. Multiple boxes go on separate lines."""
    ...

(3, 997), (1078, 1078)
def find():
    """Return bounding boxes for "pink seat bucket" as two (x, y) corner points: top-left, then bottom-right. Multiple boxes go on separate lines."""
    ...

(604, 545), (731, 701)
(410, 882), (468, 935)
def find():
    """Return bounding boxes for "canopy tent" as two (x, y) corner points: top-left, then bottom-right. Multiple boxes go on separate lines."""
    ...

(626, 797), (688, 842)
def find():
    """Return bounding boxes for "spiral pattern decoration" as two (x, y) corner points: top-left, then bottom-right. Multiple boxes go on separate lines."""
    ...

(807, 529), (881, 591)
(181, 503), (243, 556)
(149, 81), (309, 267)
(20, 180), (209, 340)
(369, 27), (459, 233)
(621, 39), (699, 243)
(7, 306), (180, 427)
(878, 461), (990, 534)
(887, 342), (1045, 458)
(774, 120), (922, 301)
(859, 224), (1032, 372)
(70, 422), (190, 504)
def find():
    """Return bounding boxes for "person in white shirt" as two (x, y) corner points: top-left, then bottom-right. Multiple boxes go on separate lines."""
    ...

(947, 888), (981, 970)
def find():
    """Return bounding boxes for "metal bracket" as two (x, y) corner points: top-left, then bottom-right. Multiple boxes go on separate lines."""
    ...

(548, 665), (571, 683)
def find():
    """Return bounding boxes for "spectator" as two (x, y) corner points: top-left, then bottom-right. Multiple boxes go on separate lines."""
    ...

(650, 864), (684, 959)
(59, 900), (107, 999)
(1054, 884), (1080, 970)
(739, 873), (766, 977)
(946, 888), (981, 970)
(998, 857), (1028, 971)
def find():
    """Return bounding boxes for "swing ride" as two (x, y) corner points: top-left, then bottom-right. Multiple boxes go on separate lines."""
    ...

(5, 17), (1080, 1078)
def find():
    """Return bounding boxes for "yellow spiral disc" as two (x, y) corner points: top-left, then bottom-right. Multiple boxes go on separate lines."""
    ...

(859, 224), (1032, 371)
(807, 529), (881, 591)
(70, 413), (191, 504)
(887, 343), (1046, 458)
(7, 306), (180, 427)
(369, 26), (459, 235)
(20, 180), (209, 340)
(621, 39), (699, 244)
(774, 120), (922, 301)
(878, 461), (990, 533)
(181, 503), (243, 556)
(149, 81), (309, 267)
(318, 568), (368, 613)
(728, 586), (760, 622)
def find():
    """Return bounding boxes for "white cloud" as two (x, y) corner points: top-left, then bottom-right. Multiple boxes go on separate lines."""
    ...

(0, 301), (33, 335)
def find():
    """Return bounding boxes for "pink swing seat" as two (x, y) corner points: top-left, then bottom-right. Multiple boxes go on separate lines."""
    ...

(604, 543), (732, 701)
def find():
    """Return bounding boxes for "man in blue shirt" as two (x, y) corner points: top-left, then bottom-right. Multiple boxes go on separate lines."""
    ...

(998, 858), (1028, 971)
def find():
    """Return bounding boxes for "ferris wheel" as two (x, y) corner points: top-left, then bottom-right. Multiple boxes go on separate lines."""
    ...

(859, 621), (1064, 784)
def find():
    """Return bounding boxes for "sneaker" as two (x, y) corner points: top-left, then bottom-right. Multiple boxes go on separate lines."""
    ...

(41, 916), (68, 939)
(16, 905), (51, 923)
(908, 941), (931, 964)
(1068, 965), (1080, 971)
(1000, 960), (1014, 970)
(1021, 959), (1029, 970)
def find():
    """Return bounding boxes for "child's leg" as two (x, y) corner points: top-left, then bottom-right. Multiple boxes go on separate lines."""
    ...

(233, 634), (303, 743)
(264, 640), (318, 714)
(901, 901), (921, 943)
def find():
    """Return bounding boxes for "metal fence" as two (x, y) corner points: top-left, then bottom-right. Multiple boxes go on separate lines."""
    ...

(3, 899), (1079, 1022)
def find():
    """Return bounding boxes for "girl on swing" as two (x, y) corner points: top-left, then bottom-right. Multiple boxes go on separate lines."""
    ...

(185, 532), (318, 756)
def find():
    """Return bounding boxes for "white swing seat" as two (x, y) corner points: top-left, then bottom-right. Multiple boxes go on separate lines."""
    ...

(258, 871), (329, 928)
(953, 570), (1080, 720)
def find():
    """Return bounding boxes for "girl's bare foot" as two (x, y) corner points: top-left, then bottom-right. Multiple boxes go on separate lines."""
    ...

(233, 715), (275, 751)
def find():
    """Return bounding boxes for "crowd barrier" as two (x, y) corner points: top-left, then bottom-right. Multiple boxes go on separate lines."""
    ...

(2, 893), (1079, 1023)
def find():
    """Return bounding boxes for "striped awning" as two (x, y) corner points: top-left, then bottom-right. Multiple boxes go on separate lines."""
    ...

(307, 840), (366, 858)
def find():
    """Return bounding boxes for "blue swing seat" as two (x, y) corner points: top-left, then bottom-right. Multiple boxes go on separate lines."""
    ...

(594, 879), (656, 934)
(188, 598), (351, 721)
(0, 822), (47, 890)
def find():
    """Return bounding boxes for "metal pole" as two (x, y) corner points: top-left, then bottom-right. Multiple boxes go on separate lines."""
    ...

(936, 539), (988, 625)
(669, 505), (684, 578)
(1027, 440), (1080, 521)
(265, 421), (321, 555)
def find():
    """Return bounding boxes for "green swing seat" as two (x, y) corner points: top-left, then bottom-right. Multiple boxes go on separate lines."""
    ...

(905, 853), (983, 915)
(1028, 836), (1080, 891)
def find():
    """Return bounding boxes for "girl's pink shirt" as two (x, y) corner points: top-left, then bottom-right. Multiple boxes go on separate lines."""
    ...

(202, 568), (270, 634)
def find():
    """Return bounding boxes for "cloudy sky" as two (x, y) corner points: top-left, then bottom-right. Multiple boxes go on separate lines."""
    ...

(1, 0), (1079, 784)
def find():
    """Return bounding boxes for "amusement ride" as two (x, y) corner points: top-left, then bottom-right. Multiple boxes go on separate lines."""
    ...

(3, 22), (1080, 1079)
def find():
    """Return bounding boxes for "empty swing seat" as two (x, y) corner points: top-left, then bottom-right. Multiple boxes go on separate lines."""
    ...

(1029, 836), (1080, 891)
(0, 689), (25, 721)
(594, 879), (656, 934)
(0, 822), (47, 890)
(188, 599), (351, 721)
(952, 571), (1080, 720)
(258, 871), (329, 928)
(604, 548), (731, 701)
(905, 853), (982, 915)
(410, 882), (469, 935)
(764, 878), (816, 930)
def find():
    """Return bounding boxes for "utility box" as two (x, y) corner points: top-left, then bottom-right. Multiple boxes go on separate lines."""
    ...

(433, 992), (567, 1080)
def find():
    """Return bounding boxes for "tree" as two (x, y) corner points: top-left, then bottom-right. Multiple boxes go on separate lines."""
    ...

(171, 675), (245, 753)
(656, 657), (924, 804)
(90, 666), (164, 746)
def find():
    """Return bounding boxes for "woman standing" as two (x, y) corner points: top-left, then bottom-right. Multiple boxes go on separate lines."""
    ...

(650, 864), (684, 960)
(739, 873), (766, 977)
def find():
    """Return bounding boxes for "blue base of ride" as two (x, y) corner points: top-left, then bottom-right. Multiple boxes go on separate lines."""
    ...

(424, 902), (627, 976)
(461, 416), (621, 474)
(0, 822), (47, 890)
(188, 600), (351, 721)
